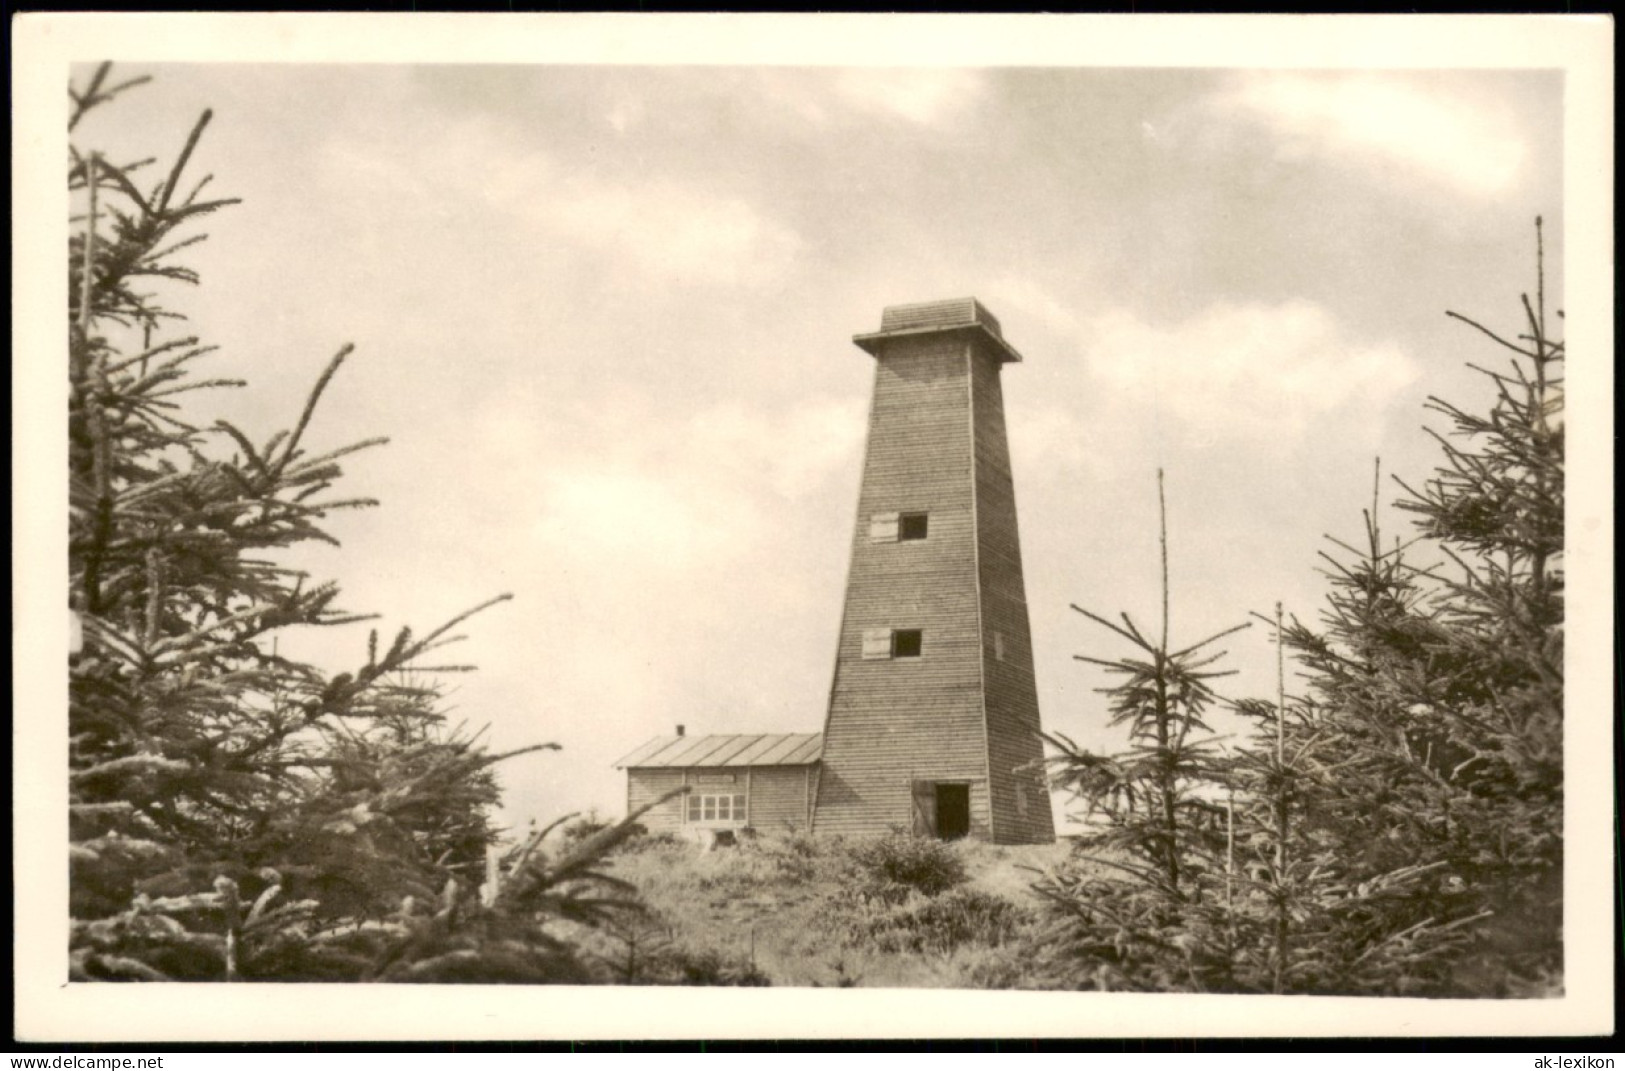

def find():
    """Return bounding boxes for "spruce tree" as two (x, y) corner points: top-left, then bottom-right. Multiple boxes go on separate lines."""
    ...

(67, 64), (652, 983)
(1226, 586), (1481, 997)
(1281, 222), (1564, 995)
(1037, 225), (1561, 996)
(1033, 471), (1250, 992)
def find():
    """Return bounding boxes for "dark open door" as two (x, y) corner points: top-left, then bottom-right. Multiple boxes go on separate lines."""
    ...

(935, 783), (970, 840)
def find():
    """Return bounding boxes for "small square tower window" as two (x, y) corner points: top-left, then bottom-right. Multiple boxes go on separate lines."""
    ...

(891, 629), (923, 658)
(899, 513), (929, 541)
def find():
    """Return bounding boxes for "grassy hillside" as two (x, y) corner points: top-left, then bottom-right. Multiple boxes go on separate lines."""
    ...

(554, 828), (1082, 988)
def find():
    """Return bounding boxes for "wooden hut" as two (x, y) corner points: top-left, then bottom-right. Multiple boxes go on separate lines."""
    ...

(614, 731), (822, 842)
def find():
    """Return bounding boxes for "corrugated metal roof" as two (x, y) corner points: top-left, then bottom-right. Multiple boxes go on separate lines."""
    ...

(613, 733), (822, 769)
(613, 735), (680, 769)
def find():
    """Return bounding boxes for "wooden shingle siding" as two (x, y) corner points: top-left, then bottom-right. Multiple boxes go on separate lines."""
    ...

(746, 765), (815, 834)
(815, 334), (995, 839)
(970, 348), (1056, 844)
(627, 768), (687, 833)
(814, 303), (1054, 844)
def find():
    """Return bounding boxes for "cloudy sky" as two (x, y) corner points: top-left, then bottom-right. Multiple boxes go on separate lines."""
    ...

(68, 59), (1565, 834)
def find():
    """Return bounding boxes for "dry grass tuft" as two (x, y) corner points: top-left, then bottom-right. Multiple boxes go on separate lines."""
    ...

(595, 830), (1091, 988)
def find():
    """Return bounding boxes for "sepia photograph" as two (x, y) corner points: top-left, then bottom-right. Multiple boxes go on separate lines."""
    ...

(13, 13), (1614, 1044)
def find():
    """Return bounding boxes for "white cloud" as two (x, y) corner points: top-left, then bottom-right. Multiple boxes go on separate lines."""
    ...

(751, 68), (987, 130)
(606, 93), (645, 134)
(1086, 299), (1420, 438)
(527, 396), (861, 576)
(832, 69), (986, 127)
(688, 398), (867, 500)
(994, 277), (1420, 464)
(1009, 403), (1098, 477)
(987, 274), (1085, 339)
(534, 465), (751, 570)
(1213, 72), (1527, 197)
(536, 182), (802, 289)
(319, 116), (801, 288)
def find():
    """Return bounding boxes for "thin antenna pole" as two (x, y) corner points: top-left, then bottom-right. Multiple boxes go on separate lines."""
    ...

(1158, 468), (1169, 653)
(1154, 468), (1178, 891)
(1372, 457), (1381, 549)
(1275, 601), (1285, 769)
(1532, 218), (1550, 431)
(1535, 215), (1545, 344)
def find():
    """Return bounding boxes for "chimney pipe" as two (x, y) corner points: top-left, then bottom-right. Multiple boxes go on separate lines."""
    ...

(676, 724), (685, 738)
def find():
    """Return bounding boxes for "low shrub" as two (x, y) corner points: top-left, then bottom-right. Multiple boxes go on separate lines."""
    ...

(559, 812), (618, 845)
(848, 830), (967, 902)
(750, 830), (826, 883)
(835, 886), (1028, 955)
(647, 945), (772, 987)
(614, 827), (684, 854)
(951, 945), (1039, 990)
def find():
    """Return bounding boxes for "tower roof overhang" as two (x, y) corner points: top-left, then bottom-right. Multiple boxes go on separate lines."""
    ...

(852, 297), (1025, 364)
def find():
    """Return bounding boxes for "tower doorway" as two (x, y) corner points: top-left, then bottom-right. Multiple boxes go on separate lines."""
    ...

(935, 783), (970, 840)
(912, 780), (971, 840)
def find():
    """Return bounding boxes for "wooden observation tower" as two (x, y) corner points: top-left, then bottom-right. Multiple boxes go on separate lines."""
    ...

(811, 298), (1055, 844)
